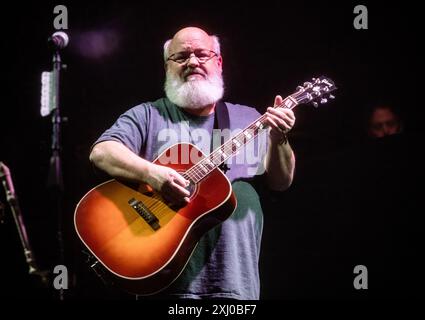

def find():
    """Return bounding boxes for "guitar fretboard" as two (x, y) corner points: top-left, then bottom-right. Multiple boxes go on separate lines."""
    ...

(184, 96), (298, 183)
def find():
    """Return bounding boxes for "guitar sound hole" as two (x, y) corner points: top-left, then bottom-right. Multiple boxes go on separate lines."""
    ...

(167, 180), (197, 211)
(186, 181), (196, 197)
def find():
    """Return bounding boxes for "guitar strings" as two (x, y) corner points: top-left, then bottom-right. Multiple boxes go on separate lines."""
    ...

(183, 80), (331, 181)
(139, 95), (298, 218)
(139, 83), (333, 219)
(184, 97), (294, 181)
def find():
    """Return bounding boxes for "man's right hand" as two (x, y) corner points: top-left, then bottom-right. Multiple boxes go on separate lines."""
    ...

(146, 164), (191, 206)
(90, 141), (191, 205)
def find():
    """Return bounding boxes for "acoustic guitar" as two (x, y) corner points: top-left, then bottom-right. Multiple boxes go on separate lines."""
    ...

(74, 76), (336, 295)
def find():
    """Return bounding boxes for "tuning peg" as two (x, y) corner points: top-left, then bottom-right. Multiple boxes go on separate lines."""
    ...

(320, 98), (328, 104)
(312, 102), (318, 108)
(313, 91), (321, 97)
(296, 85), (304, 92)
(303, 82), (313, 88)
(329, 95), (335, 99)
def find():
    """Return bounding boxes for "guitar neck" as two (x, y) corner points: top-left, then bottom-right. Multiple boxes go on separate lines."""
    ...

(184, 96), (299, 183)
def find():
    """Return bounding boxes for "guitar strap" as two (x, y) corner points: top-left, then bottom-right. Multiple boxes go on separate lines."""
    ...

(213, 101), (231, 173)
(214, 100), (230, 132)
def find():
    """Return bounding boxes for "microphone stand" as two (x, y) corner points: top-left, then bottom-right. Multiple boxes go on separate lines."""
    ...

(47, 49), (66, 300)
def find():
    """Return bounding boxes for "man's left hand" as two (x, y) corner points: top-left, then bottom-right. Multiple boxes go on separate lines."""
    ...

(265, 95), (296, 144)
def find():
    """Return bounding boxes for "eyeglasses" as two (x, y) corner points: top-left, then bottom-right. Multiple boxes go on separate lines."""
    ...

(167, 49), (218, 64)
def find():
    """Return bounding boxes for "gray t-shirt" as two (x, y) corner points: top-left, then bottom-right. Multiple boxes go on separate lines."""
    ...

(95, 97), (268, 300)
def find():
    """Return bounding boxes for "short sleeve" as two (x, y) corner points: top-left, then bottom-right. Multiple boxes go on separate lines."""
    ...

(92, 104), (150, 155)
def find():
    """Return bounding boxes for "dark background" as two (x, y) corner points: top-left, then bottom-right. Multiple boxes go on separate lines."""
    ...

(1, 1), (423, 300)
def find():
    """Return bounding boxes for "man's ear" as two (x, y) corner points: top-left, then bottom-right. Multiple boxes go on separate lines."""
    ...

(217, 55), (223, 70)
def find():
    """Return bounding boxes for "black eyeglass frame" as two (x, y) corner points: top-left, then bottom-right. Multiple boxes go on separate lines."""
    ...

(167, 49), (218, 64)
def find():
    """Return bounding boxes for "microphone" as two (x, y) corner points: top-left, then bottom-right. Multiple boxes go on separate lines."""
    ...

(48, 31), (69, 49)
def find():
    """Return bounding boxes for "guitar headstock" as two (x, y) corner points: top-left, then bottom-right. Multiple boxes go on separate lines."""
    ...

(292, 76), (337, 107)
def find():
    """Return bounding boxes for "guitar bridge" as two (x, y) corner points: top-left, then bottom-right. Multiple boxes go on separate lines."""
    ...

(128, 198), (160, 231)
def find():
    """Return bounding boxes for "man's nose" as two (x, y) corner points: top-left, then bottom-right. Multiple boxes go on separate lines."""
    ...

(382, 124), (395, 136)
(186, 55), (200, 68)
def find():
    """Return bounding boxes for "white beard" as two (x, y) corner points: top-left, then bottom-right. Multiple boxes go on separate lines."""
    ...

(164, 70), (224, 109)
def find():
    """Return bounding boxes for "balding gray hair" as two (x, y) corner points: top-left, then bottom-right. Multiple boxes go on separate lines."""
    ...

(163, 35), (221, 61)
